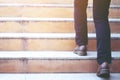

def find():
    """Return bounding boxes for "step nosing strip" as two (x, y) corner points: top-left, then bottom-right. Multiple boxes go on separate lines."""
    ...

(0, 4), (120, 8)
(0, 73), (119, 80)
(0, 18), (120, 22)
(0, 33), (120, 39)
(0, 51), (119, 60)
(0, 4), (73, 7)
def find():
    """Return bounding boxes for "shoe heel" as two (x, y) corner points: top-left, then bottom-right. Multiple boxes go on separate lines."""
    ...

(99, 69), (110, 78)
(74, 51), (87, 56)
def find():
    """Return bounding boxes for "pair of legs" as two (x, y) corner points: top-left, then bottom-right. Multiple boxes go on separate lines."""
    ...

(74, 0), (111, 65)
(74, 0), (112, 77)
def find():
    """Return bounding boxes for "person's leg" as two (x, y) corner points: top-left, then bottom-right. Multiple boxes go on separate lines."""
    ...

(74, 0), (88, 56)
(74, 0), (88, 46)
(93, 0), (111, 65)
(93, 0), (111, 78)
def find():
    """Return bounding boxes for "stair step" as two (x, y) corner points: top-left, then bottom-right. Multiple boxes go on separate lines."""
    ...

(0, 51), (119, 59)
(0, 19), (120, 33)
(0, 0), (119, 5)
(0, 33), (119, 39)
(0, 3), (120, 7)
(0, 4), (120, 8)
(0, 73), (120, 80)
(0, 51), (120, 73)
(0, 0), (73, 4)
(0, 4), (120, 18)
(0, 33), (120, 51)
(0, 17), (119, 22)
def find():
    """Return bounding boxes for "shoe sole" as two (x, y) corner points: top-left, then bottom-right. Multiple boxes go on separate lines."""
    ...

(73, 51), (87, 56)
(97, 69), (110, 78)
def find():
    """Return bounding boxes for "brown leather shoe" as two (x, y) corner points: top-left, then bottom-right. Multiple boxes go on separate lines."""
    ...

(97, 62), (110, 78)
(73, 45), (87, 56)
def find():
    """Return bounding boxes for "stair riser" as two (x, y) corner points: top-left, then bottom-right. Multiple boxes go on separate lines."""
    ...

(0, 22), (120, 33)
(0, 0), (119, 5)
(0, 0), (73, 4)
(26, 39), (120, 51)
(0, 39), (23, 51)
(0, 59), (119, 73)
(0, 7), (119, 18)
(0, 39), (120, 51)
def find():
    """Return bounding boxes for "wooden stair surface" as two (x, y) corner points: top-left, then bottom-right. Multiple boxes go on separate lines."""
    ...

(0, 0), (119, 5)
(0, 4), (120, 18)
(0, 1), (120, 80)
(0, 18), (120, 33)
(0, 33), (120, 51)
(0, 51), (120, 73)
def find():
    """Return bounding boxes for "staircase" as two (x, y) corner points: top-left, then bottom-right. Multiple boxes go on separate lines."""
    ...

(0, 0), (120, 79)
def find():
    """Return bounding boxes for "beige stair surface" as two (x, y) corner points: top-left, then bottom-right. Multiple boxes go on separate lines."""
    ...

(0, 0), (119, 5)
(0, 0), (119, 79)
(0, 18), (120, 33)
(0, 33), (120, 51)
(0, 4), (120, 18)
(0, 51), (120, 73)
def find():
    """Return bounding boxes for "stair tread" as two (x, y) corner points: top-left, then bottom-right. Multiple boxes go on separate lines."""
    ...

(0, 33), (119, 39)
(0, 3), (120, 8)
(0, 73), (119, 80)
(0, 51), (119, 59)
(0, 17), (120, 22)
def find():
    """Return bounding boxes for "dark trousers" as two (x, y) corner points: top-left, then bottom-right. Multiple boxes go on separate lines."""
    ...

(74, 0), (112, 65)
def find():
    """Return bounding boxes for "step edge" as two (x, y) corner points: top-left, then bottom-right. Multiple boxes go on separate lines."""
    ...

(0, 51), (119, 60)
(0, 33), (119, 39)
(0, 3), (120, 8)
(0, 17), (120, 22)
(0, 73), (119, 80)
